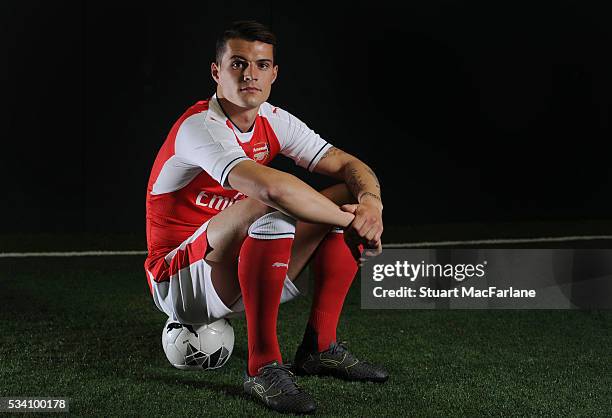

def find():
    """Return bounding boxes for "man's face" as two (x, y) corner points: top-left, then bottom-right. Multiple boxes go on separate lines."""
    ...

(212, 38), (278, 109)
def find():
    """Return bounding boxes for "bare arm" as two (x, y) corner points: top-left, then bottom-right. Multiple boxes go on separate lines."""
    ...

(344, 163), (383, 211)
(315, 147), (382, 206)
(227, 160), (354, 227)
(314, 146), (384, 248)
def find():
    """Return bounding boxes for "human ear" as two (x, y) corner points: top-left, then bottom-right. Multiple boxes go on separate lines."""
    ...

(211, 62), (220, 83)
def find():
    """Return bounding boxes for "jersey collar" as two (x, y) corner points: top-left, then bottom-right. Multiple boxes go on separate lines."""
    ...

(211, 93), (261, 134)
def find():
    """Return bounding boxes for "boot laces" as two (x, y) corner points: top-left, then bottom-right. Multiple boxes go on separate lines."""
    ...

(261, 363), (301, 395)
(329, 341), (361, 364)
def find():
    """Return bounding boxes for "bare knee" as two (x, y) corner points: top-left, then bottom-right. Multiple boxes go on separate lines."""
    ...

(238, 199), (276, 235)
(205, 198), (275, 262)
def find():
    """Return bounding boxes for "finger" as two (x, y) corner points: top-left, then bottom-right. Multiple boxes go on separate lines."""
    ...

(364, 227), (377, 243)
(373, 229), (383, 244)
(351, 216), (368, 234)
(363, 247), (381, 258)
(363, 241), (383, 257)
(358, 223), (372, 242)
(370, 226), (383, 245)
(375, 243), (383, 256)
(340, 204), (358, 214)
(355, 215), (378, 236)
(363, 248), (377, 257)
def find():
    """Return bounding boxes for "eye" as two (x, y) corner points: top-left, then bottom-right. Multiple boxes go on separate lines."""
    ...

(258, 62), (270, 70)
(231, 61), (246, 69)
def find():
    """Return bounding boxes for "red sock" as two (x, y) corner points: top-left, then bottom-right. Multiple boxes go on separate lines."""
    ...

(238, 236), (293, 376)
(307, 230), (358, 352)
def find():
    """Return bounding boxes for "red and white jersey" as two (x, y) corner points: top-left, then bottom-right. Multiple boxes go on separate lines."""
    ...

(145, 94), (332, 282)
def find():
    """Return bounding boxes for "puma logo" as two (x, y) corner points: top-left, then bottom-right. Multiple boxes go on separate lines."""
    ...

(272, 262), (288, 268)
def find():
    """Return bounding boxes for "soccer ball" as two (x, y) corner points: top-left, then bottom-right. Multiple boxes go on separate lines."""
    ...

(161, 317), (235, 370)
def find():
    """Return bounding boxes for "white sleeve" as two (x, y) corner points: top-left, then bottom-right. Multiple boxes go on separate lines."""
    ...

(175, 113), (249, 188)
(273, 109), (332, 172)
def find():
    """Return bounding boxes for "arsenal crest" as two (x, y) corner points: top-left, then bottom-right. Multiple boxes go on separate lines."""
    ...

(252, 141), (270, 162)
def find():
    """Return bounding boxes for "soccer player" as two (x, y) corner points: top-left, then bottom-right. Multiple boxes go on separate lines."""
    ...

(145, 20), (388, 414)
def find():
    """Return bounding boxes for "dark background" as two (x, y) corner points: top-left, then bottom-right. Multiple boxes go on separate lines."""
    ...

(2, 1), (611, 235)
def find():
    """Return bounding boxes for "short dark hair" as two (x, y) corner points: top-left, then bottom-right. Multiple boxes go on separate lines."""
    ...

(215, 20), (277, 64)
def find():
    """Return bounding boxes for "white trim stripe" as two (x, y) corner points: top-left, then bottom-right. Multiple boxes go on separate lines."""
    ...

(1, 235), (611, 258)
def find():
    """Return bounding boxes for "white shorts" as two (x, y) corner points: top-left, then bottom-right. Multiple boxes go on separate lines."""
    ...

(147, 220), (300, 325)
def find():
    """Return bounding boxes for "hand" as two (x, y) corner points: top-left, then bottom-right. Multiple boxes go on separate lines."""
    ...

(340, 203), (384, 265)
(363, 239), (383, 258)
(341, 201), (383, 248)
(342, 230), (383, 266)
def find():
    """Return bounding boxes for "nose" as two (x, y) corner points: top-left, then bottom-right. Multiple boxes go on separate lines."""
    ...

(243, 63), (257, 82)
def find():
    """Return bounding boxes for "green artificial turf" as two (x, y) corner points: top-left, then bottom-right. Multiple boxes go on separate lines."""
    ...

(1, 256), (611, 417)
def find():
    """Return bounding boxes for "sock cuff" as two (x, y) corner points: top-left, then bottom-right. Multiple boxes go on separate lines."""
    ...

(279, 276), (300, 303)
(247, 211), (296, 240)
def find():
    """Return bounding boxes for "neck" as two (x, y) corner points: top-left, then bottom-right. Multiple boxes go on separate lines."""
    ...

(216, 94), (259, 133)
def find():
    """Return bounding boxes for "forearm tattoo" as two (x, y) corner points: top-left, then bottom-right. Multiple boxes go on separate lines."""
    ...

(346, 166), (382, 202)
(360, 191), (382, 203)
(346, 167), (366, 198)
(319, 146), (343, 162)
(365, 166), (381, 192)
(322, 146), (382, 202)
